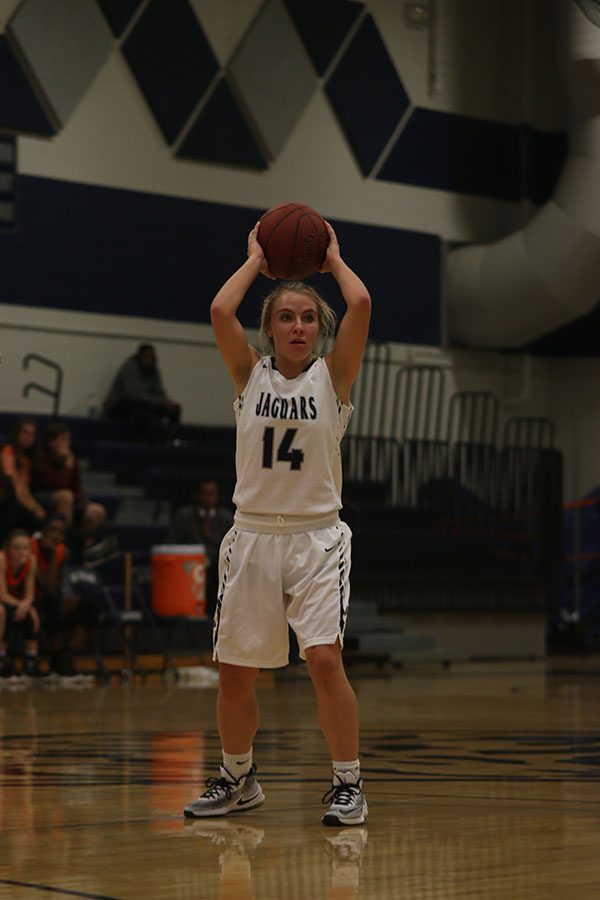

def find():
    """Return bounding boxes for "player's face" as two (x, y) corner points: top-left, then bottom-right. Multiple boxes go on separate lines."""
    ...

(7, 536), (31, 567)
(268, 293), (320, 358)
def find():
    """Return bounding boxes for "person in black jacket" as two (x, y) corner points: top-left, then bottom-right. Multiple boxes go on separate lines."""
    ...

(166, 480), (233, 618)
(103, 343), (181, 442)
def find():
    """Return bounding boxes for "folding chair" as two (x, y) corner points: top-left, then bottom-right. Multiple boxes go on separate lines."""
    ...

(134, 566), (212, 681)
(65, 565), (168, 682)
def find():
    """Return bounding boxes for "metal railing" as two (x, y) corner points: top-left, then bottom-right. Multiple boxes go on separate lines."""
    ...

(22, 353), (63, 414)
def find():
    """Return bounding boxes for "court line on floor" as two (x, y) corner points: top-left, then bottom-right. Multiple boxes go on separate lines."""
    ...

(0, 880), (120, 899)
(0, 815), (164, 835)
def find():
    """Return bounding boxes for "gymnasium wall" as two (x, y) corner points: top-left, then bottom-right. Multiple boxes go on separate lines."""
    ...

(0, 0), (594, 498)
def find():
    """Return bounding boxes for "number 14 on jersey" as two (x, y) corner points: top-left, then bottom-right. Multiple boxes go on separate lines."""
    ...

(262, 427), (304, 471)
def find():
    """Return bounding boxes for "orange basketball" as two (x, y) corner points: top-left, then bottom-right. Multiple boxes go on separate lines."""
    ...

(257, 202), (329, 280)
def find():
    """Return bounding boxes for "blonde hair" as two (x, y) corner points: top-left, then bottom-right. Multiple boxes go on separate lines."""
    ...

(258, 282), (337, 357)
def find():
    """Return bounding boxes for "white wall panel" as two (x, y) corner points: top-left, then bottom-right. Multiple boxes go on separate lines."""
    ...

(9, 0), (112, 125)
(189, 0), (264, 67)
(0, 0), (21, 31)
(0, 302), (242, 427)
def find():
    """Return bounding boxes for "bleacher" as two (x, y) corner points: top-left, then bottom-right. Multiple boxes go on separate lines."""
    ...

(0, 401), (564, 670)
(343, 437), (562, 614)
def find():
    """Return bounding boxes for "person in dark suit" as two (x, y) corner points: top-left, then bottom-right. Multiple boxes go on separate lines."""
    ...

(166, 480), (233, 617)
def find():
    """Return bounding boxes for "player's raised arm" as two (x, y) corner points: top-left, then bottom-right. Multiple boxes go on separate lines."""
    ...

(322, 223), (371, 403)
(210, 224), (273, 395)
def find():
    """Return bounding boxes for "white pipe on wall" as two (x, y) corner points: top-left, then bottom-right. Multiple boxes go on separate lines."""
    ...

(446, 0), (600, 348)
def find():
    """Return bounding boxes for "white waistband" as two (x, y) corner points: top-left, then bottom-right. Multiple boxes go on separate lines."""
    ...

(234, 510), (340, 534)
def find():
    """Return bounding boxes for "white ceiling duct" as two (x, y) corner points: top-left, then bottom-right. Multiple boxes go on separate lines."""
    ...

(447, 0), (600, 348)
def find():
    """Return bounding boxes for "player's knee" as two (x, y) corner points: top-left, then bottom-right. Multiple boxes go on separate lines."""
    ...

(305, 644), (342, 685)
(219, 663), (258, 696)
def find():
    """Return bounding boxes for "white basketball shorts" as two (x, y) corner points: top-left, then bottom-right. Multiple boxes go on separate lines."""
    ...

(213, 520), (352, 668)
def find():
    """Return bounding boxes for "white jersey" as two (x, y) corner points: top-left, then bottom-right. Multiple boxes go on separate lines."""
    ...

(232, 356), (353, 516)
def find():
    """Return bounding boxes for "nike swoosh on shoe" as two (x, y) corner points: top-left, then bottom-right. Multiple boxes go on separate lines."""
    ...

(237, 791), (262, 806)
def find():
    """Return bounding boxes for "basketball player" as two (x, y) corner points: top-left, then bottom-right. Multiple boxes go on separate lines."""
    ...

(184, 220), (371, 825)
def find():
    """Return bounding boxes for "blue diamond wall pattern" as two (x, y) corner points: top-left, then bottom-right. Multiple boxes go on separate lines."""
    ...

(8, 0), (112, 127)
(325, 14), (410, 175)
(0, 35), (55, 135)
(122, 0), (219, 145)
(95, 0), (144, 37)
(0, 1), (566, 207)
(284, 0), (364, 76)
(227, 0), (317, 160)
(177, 77), (267, 170)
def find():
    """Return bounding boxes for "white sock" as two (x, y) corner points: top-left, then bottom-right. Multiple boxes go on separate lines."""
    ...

(222, 749), (253, 783)
(332, 759), (361, 784)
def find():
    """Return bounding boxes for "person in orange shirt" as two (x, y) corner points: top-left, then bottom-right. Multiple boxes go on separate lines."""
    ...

(0, 418), (45, 521)
(32, 422), (109, 563)
(32, 514), (99, 680)
(31, 514), (69, 674)
(0, 529), (43, 678)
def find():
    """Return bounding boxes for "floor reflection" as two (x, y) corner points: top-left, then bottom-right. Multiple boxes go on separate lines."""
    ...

(181, 820), (265, 900)
(174, 819), (367, 900)
(1, 668), (600, 898)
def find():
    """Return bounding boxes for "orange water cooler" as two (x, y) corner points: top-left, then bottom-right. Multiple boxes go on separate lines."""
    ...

(151, 544), (206, 617)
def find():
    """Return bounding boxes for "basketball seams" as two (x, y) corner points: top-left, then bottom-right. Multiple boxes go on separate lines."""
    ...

(305, 211), (328, 270)
(294, 213), (318, 279)
(260, 203), (308, 251)
(285, 212), (305, 280)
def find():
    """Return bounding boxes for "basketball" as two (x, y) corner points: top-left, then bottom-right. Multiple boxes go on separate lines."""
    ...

(257, 202), (329, 280)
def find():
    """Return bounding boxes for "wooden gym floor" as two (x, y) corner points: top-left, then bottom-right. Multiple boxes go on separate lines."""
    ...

(1, 658), (600, 899)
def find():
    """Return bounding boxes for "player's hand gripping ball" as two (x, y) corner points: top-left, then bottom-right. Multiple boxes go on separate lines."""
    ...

(257, 202), (330, 280)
